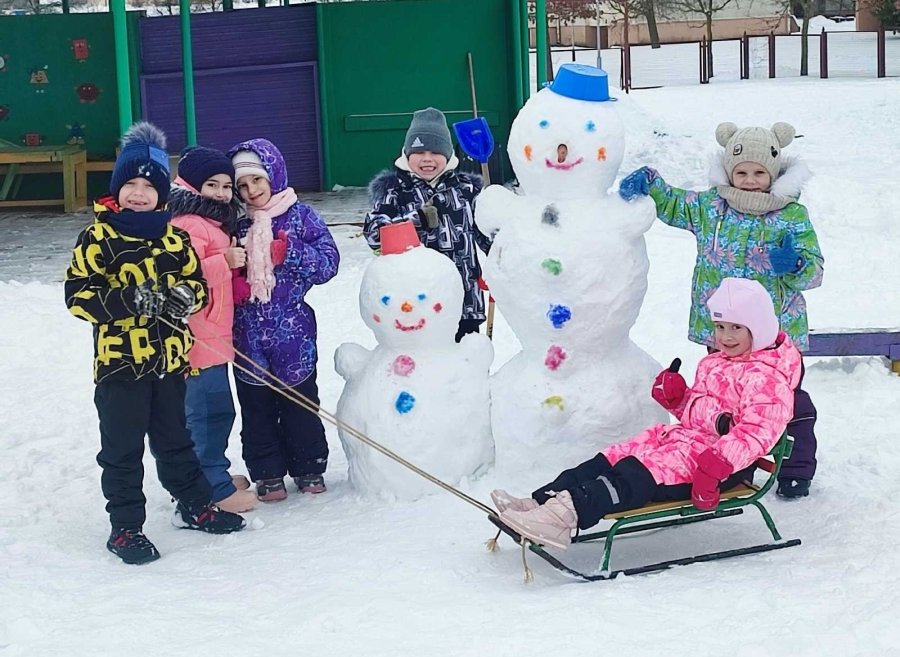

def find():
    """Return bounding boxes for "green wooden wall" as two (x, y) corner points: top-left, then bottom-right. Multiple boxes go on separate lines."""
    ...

(0, 13), (125, 158)
(0, 12), (146, 200)
(316, 0), (519, 189)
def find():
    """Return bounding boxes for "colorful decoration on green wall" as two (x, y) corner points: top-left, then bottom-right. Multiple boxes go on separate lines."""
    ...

(0, 106), (9, 121)
(66, 122), (86, 144)
(30, 65), (48, 92)
(71, 38), (90, 62)
(0, 54), (8, 73)
(22, 132), (44, 146)
(75, 82), (101, 104)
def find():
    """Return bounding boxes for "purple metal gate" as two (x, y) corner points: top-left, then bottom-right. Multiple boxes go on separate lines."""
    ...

(139, 5), (322, 191)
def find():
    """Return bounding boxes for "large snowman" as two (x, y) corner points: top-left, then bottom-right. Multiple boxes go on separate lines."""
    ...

(476, 63), (667, 473)
(334, 221), (494, 500)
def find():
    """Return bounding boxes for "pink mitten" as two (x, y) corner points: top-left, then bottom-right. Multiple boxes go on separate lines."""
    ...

(691, 448), (733, 511)
(232, 273), (251, 305)
(270, 229), (288, 266)
(651, 358), (687, 411)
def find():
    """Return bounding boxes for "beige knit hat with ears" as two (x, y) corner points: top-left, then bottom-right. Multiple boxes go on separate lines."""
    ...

(716, 122), (796, 183)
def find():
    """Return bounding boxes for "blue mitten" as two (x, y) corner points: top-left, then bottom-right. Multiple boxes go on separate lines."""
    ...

(769, 233), (803, 276)
(618, 167), (652, 201)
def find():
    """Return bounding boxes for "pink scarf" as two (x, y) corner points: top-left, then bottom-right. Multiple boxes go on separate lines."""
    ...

(245, 188), (297, 303)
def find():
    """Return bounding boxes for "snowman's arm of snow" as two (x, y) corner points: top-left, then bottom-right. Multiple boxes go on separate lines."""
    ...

(458, 332), (494, 371)
(646, 173), (718, 235)
(474, 184), (522, 236)
(607, 194), (658, 238)
(334, 342), (373, 381)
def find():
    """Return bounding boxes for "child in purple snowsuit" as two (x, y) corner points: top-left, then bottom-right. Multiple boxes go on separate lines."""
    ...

(228, 138), (340, 502)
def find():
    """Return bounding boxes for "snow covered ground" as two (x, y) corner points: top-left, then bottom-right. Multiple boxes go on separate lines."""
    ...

(2, 67), (900, 657)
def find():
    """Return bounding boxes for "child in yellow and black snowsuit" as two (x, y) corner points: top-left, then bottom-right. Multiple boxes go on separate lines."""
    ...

(65, 122), (245, 566)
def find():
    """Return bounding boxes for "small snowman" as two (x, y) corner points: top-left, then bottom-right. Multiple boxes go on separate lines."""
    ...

(476, 64), (666, 472)
(335, 221), (494, 500)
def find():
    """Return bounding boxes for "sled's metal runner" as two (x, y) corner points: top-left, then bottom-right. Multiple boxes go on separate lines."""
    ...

(489, 434), (801, 582)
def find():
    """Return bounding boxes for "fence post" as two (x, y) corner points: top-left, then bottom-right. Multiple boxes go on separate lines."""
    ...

(699, 39), (709, 83)
(623, 44), (632, 93)
(819, 28), (828, 79)
(877, 26), (886, 78)
(741, 32), (749, 79)
(768, 32), (776, 78)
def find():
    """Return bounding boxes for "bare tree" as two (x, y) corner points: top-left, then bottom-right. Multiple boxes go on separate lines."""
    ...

(664, 0), (737, 75)
(603, 0), (670, 49)
(542, 0), (668, 49)
(793, 0), (816, 75)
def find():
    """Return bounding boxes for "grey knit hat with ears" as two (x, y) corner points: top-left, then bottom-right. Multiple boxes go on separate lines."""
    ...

(716, 122), (796, 183)
(403, 107), (453, 159)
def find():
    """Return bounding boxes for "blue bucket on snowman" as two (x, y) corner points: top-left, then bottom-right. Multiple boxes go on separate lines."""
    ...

(544, 63), (616, 102)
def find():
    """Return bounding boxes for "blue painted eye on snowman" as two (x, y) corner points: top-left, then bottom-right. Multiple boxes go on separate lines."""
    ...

(585, 120), (597, 133)
(380, 295), (391, 306)
(417, 293), (426, 301)
(539, 119), (550, 129)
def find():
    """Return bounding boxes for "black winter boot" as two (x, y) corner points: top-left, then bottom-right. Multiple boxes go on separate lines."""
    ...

(777, 478), (811, 499)
(172, 500), (246, 534)
(107, 528), (160, 565)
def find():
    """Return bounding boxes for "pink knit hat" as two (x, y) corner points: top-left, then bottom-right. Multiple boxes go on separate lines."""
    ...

(707, 278), (779, 351)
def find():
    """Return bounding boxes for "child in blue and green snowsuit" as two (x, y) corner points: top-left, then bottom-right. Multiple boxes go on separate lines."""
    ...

(619, 121), (823, 499)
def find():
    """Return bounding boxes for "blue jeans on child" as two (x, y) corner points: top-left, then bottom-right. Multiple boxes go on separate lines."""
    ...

(184, 364), (237, 503)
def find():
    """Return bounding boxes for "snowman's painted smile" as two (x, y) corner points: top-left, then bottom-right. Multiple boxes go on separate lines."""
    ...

(395, 318), (426, 332)
(544, 156), (584, 171)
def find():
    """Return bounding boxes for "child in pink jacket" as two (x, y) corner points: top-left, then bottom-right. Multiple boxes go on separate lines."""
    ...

(170, 146), (257, 514)
(491, 277), (801, 550)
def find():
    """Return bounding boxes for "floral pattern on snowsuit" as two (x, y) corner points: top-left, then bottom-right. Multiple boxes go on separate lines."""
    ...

(603, 333), (801, 485)
(227, 139), (340, 388)
(646, 167), (823, 350)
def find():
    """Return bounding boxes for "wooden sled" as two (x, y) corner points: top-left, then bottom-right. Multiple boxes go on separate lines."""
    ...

(489, 433), (801, 582)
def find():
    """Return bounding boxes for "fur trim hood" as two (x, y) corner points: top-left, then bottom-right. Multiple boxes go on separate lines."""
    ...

(709, 152), (811, 199)
(168, 183), (242, 234)
(368, 165), (481, 204)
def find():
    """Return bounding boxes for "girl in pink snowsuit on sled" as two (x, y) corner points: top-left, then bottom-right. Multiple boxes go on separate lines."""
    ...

(492, 277), (802, 550)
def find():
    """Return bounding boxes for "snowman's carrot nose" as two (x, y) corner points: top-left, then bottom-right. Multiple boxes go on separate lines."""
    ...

(401, 301), (413, 313)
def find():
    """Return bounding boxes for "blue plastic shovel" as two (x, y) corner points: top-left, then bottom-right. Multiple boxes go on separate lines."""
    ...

(453, 116), (494, 183)
(452, 116), (496, 339)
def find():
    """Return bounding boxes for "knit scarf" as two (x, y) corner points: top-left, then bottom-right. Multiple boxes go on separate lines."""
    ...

(245, 188), (297, 303)
(715, 185), (795, 214)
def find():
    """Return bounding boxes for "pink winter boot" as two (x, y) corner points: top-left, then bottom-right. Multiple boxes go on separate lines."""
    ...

(499, 490), (578, 550)
(490, 489), (539, 514)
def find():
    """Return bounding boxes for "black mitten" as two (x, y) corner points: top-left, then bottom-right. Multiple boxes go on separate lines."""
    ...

(165, 284), (196, 321)
(131, 280), (166, 318)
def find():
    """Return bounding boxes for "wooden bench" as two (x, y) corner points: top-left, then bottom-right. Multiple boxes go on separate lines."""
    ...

(489, 433), (799, 582)
(807, 329), (900, 374)
(0, 151), (180, 214)
(0, 144), (87, 213)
